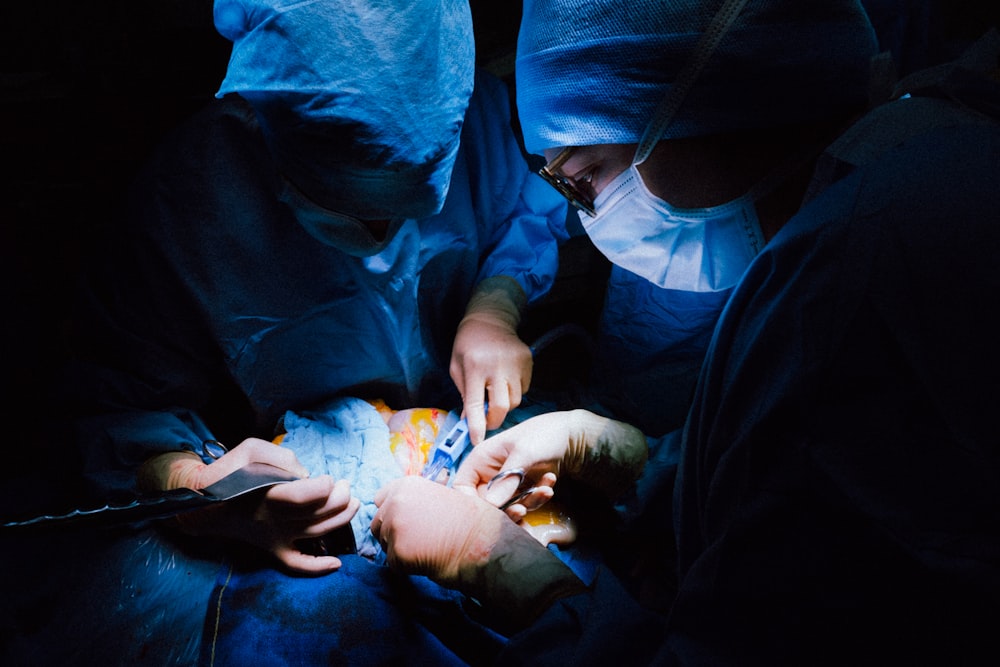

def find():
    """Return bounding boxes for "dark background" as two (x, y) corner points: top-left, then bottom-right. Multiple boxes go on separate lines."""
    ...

(1, 2), (997, 485)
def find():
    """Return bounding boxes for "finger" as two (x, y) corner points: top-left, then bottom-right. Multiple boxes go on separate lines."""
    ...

(266, 475), (338, 508)
(274, 545), (342, 576)
(297, 497), (361, 537)
(370, 509), (384, 539)
(449, 354), (467, 398)
(229, 438), (310, 478)
(452, 439), (510, 491)
(250, 442), (311, 478)
(310, 480), (356, 518)
(484, 382), (510, 432)
(519, 359), (532, 398)
(483, 469), (524, 507)
(516, 484), (555, 513)
(508, 376), (524, 414)
(503, 503), (528, 522)
(537, 472), (558, 489)
(463, 386), (489, 446)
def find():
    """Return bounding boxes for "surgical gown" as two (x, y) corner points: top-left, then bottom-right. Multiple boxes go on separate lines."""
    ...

(6, 70), (565, 666)
(504, 44), (1000, 666)
(594, 269), (731, 436)
(57, 70), (565, 494)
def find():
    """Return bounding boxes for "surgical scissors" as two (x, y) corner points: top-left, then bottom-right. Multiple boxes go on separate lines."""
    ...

(487, 468), (547, 512)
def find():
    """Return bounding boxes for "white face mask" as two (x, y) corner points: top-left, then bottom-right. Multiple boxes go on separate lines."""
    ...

(572, 0), (766, 293)
(581, 164), (765, 292)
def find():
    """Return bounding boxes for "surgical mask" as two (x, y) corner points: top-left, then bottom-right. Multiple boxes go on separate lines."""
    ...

(578, 0), (764, 292)
(278, 176), (405, 257)
(581, 165), (764, 292)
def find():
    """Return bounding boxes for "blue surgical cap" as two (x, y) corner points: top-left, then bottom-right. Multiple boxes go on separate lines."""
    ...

(516, 0), (880, 155)
(214, 0), (475, 220)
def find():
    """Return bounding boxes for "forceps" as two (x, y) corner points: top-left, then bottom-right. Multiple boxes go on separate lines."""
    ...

(487, 468), (547, 511)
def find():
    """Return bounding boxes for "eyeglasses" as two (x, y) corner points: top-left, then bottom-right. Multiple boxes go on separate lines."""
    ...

(537, 146), (597, 217)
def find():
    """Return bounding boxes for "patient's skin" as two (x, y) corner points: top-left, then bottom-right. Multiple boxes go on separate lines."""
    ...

(370, 401), (450, 476)
(521, 501), (577, 547)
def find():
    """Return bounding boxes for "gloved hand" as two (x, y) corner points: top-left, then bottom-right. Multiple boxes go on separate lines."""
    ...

(450, 276), (532, 445)
(453, 410), (648, 514)
(138, 438), (360, 575)
(372, 475), (586, 631)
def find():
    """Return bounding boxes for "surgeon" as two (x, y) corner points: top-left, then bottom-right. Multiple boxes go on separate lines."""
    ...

(372, 0), (1000, 664)
(21, 0), (564, 663)
(54, 0), (564, 570)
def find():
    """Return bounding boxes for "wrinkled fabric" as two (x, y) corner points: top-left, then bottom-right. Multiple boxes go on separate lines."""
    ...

(0, 526), (221, 666)
(57, 70), (565, 496)
(666, 89), (1000, 664)
(200, 555), (505, 667)
(593, 268), (731, 436)
(214, 0), (474, 220)
(502, 567), (667, 665)
(515, 0), (878, 154)
(501, 41), (1000, 665)
(278, 397), (411, 560)
(33, 69), (563, 665)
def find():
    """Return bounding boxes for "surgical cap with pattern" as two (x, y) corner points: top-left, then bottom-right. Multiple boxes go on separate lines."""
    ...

(515, 0), (879, 155)
(214, 0), (475, 220)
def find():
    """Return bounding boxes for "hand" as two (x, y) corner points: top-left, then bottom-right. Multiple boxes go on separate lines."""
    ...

(453, 410), (648, 510)
(450, 276), (531, 445)
(139, 438), (361, 575)
(371, 476), (508, 587)
(372, 475), (586, 630)
(452, 411), (572, 515)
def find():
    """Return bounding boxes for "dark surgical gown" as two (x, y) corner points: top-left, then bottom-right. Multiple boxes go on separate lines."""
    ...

(504, 42), (1000, 667)
(667, 91), (1000, 664)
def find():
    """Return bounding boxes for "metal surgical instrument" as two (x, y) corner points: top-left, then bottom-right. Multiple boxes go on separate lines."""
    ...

(487, 468), (547, 512)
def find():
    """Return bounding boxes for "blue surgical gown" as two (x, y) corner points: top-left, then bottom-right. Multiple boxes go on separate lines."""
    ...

(57, 70), (566, 495)
(12, 71), (564, 666)
(594, 268), (731, 436)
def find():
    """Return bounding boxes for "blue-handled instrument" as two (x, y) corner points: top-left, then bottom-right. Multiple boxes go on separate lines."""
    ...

(420, 404), (487, 484)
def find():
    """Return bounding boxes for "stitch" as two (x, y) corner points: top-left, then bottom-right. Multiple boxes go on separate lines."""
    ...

(208, 565), (234, 667)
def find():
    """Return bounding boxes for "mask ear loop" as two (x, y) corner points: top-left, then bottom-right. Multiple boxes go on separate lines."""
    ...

(632, 0), (750, 167)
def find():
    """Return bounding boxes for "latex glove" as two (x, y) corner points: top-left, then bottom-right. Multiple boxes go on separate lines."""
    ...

(372, 475), (585, 632)
(450, 276), (531, 445)
(138, 438), (360, 575)
(453, 410), (648, 516)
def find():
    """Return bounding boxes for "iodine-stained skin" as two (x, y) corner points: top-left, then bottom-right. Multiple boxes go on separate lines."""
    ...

(522, 501), (578, 547)
(382, 405), (450, 476)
